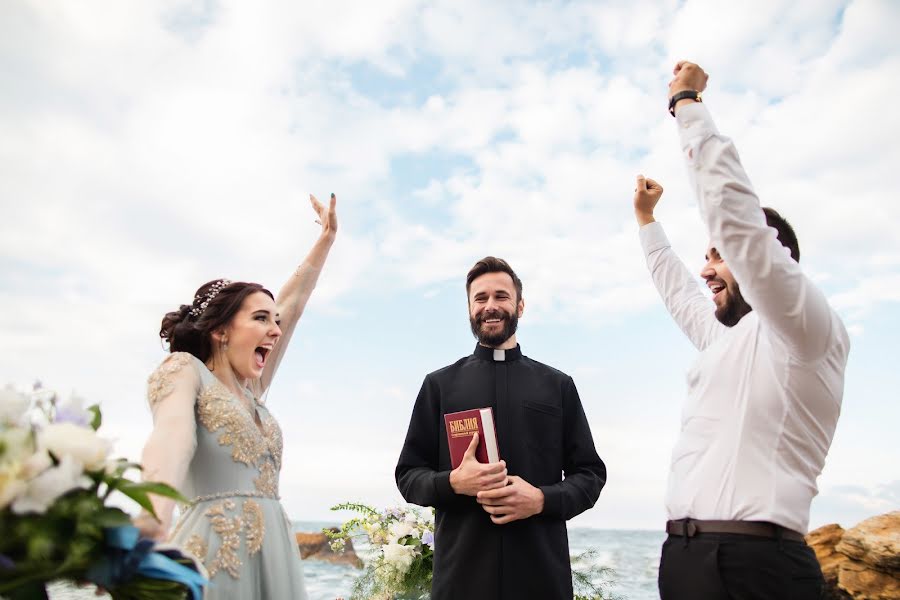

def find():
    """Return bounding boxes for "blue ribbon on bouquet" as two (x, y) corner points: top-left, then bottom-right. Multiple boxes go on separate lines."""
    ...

(86, 526), (207, 600)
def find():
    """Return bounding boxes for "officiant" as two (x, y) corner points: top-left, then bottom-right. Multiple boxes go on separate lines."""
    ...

(395, 256), (607, 600)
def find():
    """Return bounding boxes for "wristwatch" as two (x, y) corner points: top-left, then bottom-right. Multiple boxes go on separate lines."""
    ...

(669, 90), (702, 117)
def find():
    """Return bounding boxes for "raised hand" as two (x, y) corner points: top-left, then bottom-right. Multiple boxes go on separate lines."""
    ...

(448, 432), (508, 497)
(310, 193), (338, 237)
(476, 475), (544, 525)
(634, 175), (663, 226)
(669, 61), (709, 98)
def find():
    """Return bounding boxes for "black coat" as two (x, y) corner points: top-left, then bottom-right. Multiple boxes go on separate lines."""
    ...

(396, 344), (607, 600)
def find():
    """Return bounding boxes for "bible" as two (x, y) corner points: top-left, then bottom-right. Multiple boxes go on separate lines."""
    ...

(444, 407), (500, 469)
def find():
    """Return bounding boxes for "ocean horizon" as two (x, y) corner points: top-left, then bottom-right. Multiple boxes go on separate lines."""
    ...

(45, 522), (664, 600)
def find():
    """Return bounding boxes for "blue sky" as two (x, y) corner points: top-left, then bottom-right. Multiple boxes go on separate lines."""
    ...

(1, 0), (898, 530)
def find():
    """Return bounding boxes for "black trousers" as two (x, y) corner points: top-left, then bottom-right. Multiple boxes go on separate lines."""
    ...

(658, 533), (825, 600)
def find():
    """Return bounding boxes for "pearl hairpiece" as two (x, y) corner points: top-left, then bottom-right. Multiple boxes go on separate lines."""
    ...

(189, 279), (232, 318)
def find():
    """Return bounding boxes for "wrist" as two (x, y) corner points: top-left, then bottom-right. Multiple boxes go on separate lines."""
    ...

(635, 210), (656, 227)
(668, 90), (702, 117)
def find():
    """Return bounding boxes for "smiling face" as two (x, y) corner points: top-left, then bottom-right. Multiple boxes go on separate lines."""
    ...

(702, 245), (752, 327)
(215, 291), (282, 381)
(468, 271), (524, 348)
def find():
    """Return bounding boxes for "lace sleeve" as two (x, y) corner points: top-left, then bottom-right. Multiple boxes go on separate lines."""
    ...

(140, 352), (200, 534)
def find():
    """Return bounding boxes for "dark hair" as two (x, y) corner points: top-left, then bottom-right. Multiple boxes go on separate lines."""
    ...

(466, 257), (523, 302)
(159, 280), (274, 362)
(763, 207), (800, 263)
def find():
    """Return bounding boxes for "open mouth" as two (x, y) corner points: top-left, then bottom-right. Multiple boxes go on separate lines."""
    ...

(254, 346), (272, 369)
(708, 282), (726, 300)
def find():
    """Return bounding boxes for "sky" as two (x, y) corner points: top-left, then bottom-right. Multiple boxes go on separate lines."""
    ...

(1, 0), (898, 531)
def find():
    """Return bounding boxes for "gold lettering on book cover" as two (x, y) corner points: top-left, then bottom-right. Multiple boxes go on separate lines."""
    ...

(147, 352), (193, 408)
(184, 535), (208, 563)
(254, 458), (278, 497)
(205, 500), (244, 579)
(197, 381), (267, 466)
(449, 417), (479, 437)
(243, 500), (265, 555)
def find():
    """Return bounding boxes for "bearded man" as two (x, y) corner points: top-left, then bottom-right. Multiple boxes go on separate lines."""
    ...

(636, 61), (850, 599)
(396, 256), (606, 600)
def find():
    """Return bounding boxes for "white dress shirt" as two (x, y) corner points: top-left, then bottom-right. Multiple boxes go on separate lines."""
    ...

(640, 102), (850, 534)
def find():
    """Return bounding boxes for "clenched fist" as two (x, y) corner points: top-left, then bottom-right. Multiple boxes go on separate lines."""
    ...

(633, 175), (663, 227)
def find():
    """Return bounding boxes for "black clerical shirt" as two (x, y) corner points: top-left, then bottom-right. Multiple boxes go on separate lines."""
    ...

(395, 344), (606, 600)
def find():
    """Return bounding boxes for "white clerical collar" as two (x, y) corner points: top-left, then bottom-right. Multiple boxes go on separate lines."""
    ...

(493, 349), (506, 362)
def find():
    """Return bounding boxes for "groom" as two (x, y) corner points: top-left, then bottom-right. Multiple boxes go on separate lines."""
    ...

(396, 256), (606, 600)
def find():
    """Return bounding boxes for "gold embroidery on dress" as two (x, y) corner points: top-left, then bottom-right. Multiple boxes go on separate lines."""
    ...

(147, 353), (193, 408)
(261, 416), (283, 470)
(184, 535), (208, 563)
(205, 500), (244, 579)
(243, 500), (265, 555)
(254, 458), (278, 497)
(197, 381), (267, 466)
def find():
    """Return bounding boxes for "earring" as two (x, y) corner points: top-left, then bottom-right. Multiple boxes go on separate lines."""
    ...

(221, 338), (228, 351)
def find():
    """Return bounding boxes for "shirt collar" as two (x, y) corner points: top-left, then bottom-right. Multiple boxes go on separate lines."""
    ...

(473, 343), (523, 362)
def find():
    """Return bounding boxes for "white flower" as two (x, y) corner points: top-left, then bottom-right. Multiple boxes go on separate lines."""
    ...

(404, 511), (418, 524)
(388, 520), (415, 543)
(0, 475), (26, 510)
(38, 422), (111, 471)
(21, 449), (53, 479)
(11, 454), (92, 514)
(0, 387), (30, 426)
(381, 542), (415, 574)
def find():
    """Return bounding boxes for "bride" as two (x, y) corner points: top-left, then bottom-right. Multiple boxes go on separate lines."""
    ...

(135, 194), (337, 599)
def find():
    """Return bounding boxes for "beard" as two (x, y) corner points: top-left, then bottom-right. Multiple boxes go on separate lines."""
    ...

(470, 309), (519, 347)
(714, 280), (753, 327)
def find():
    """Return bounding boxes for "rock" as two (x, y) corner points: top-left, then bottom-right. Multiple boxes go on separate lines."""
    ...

(807, 523), (852, 599)
(837, 512), (900, 573)
(296, 528), (363, 568)
(807, 512), (900, 600)
(838, 559), (900, 600)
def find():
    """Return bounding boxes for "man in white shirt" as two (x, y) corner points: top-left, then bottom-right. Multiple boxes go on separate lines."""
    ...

(634, 61), (850, 599)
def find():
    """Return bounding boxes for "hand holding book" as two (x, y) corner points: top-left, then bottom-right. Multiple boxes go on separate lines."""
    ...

(448, 433), (508, 497)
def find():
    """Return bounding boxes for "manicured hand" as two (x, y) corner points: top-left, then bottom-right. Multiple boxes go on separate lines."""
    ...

(669, 60), (708, 103)
(476, 475), (545, 525)
(311, 193), (338, 237)
(633, 175), (663, 226)
(449, 432), (508, 496)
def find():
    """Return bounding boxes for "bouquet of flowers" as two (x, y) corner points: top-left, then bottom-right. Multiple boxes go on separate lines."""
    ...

(325, 502), (434, 600)
(0, 384), (206, 600)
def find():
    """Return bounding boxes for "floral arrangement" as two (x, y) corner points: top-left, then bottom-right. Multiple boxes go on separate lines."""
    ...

(0, 384), (206, 600)
(325, 502), (434, 600)
(325, 502), (619, 600)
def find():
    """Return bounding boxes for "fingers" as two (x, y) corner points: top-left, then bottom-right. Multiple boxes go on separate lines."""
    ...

(645, 177), (663, 193)
(329, 193), (337, 212)
(635, 174), (647, 192)
(490, 513), (517, 525)
(463, 432), (479, 459)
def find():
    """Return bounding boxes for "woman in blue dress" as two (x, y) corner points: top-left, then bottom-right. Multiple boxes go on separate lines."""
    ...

(135, 194), (338, 599)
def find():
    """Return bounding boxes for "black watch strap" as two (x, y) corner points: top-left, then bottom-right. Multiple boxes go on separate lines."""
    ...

(669, 90), (702, 117)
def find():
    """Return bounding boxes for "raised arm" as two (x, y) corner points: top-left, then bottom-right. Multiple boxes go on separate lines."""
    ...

(669, 62), (838, 360)
(135, 352), (200, 540)
(258, 194), (337, 394)
(634, 175), (726, 350)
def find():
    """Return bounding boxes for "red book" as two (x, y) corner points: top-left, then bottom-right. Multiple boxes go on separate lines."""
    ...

(444, 408), (500, 469)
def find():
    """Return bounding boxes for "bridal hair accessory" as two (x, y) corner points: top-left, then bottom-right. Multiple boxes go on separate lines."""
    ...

(189, 279), (233, 318)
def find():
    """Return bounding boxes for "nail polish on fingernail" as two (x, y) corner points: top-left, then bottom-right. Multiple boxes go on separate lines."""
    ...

(330, 193), (335, 199)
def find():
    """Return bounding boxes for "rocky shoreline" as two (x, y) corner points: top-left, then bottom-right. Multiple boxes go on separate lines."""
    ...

(806, 511), (899, 599)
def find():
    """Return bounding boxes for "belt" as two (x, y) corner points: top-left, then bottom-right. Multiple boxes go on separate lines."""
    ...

(666, 519), (805, 543)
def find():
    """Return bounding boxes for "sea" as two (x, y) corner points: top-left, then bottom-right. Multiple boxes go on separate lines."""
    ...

(46, 522), (665, 600)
